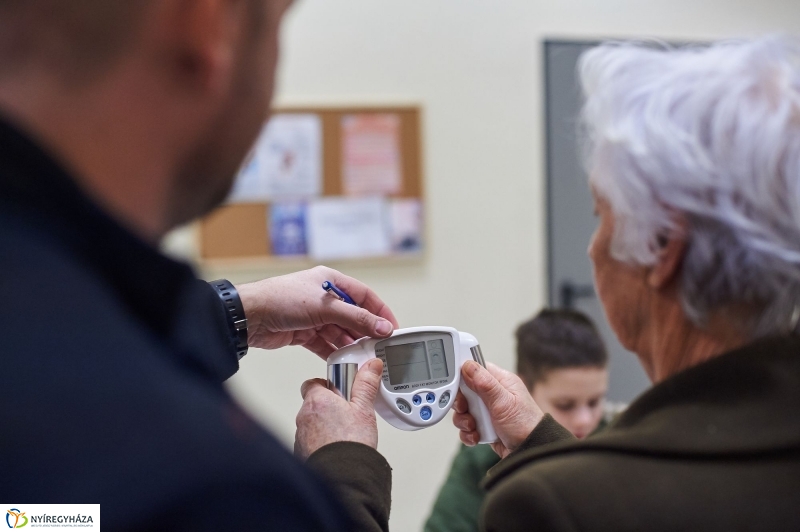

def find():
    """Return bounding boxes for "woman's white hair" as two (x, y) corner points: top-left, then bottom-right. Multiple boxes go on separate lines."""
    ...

(579, 35), (800, 337)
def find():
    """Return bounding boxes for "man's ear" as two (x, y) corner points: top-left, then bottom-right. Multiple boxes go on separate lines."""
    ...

(165, 0), (247, 94)
(647, 217), (688, 289)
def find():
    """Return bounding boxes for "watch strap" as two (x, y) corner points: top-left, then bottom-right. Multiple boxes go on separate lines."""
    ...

(210, 279), (248, 360)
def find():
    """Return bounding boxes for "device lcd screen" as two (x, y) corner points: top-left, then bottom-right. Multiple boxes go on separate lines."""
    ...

(385, 339), (449, 385)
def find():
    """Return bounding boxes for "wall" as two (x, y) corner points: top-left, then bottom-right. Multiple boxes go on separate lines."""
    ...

(182, 1), (800, 530)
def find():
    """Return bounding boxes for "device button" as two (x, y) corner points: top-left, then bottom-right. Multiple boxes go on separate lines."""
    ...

(426, 392), (436, 404)
(396, 399), (412, 414)
(420, 406), (432, 421)
(412, 394), (422, 406)
(438, 391), (451, 408)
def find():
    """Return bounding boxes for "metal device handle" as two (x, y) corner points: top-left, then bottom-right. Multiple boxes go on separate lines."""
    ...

(327, 363), (359, 401)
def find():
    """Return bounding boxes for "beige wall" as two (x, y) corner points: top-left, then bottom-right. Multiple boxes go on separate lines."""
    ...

(169, 1), (800, 530)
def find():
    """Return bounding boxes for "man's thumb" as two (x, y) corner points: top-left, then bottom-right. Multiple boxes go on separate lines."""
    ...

(350, 358), (383, 410)
(462, 361), (508, 412)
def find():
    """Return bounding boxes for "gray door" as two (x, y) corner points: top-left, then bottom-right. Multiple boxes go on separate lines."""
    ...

(544, 40), (650, 402)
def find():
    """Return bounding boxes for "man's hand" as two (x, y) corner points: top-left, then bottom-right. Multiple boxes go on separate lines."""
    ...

(453, 362), (545, 458)
(236, 266), (399, 359)
(294, 358), (383, 459)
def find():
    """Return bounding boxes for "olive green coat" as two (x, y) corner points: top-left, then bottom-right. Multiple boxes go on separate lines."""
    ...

(480, 335), (800, 531)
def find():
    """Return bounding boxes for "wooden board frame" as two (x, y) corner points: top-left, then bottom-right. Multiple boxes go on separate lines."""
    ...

(199, 105), (424, 262)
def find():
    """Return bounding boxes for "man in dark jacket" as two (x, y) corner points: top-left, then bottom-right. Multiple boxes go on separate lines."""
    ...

(0, 0), (395, 529)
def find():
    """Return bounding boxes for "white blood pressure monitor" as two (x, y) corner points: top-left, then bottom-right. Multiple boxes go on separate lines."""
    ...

(327, 327), (498, 444)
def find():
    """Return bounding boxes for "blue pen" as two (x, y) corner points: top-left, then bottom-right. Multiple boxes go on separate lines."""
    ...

(322, 281), (358, 306)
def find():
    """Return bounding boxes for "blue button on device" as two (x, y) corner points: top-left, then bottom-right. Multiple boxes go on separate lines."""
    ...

(420, 406), (432, 421)
(426, 392), (435, 404)
(412, 394), (422, 406)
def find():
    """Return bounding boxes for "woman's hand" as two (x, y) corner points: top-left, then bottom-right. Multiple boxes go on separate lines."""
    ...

(453, 361), (545, 458)
(236, 266), (399, 359)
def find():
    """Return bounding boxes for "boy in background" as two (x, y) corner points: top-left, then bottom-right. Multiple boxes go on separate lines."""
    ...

(424, 309), (611, 532)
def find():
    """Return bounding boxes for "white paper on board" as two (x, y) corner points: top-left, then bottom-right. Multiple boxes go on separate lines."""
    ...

(307, 197), (391, 260)
(389, 198), (423, 253)
(228, 113), (322, 202)
(229, 154), (268, 202)
(342, 114), (403, 196)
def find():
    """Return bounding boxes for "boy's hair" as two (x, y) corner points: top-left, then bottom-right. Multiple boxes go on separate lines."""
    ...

(515, 309), (607, 389)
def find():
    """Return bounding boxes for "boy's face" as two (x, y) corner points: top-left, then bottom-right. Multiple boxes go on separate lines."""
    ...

(530, 367), (609, 439)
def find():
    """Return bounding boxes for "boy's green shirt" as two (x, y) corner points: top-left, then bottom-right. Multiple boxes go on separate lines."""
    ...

(423, 444), (500, 532)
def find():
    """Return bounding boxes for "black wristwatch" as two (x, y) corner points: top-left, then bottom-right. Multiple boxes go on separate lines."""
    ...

(210, 279), (248, 360)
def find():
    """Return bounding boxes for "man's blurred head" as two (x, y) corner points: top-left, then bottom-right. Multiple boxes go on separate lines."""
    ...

(0, 0), (293, 232)
(168, 0), (291, 228)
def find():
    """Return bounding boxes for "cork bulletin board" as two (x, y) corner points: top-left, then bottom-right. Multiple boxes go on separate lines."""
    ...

(199, 105), (424, 262)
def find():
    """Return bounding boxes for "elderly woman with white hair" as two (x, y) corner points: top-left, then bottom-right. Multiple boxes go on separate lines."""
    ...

(449, 36), (800, 531)
(295, 36), (800, 531)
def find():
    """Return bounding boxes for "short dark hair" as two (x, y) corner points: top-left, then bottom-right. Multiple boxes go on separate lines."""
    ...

(0, 0), (269, 81)
(0, 1), (153, 79)
(515, 309), (607, 389)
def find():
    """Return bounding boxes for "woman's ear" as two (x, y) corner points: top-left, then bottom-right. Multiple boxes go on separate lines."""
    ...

(647, 218), (688, 289)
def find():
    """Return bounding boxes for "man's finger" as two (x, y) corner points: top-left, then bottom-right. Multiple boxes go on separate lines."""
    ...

(300, 378), (328, 399)
(300, 335), (336, 360)
(342, 326), (369, 343)
(329, 271), (400, 328)
(350, 358), (383, 410)
(461, 361), (509, 412)
(322, 299), (394, 339)
(317, 324), (356, 348)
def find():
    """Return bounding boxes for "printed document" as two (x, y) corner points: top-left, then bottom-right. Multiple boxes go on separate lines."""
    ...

(307, 197), (391, 260)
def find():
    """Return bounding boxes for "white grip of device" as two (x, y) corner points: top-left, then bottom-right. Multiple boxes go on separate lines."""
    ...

(456, 333), (498, 445)
(459, 376), (498, 444)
